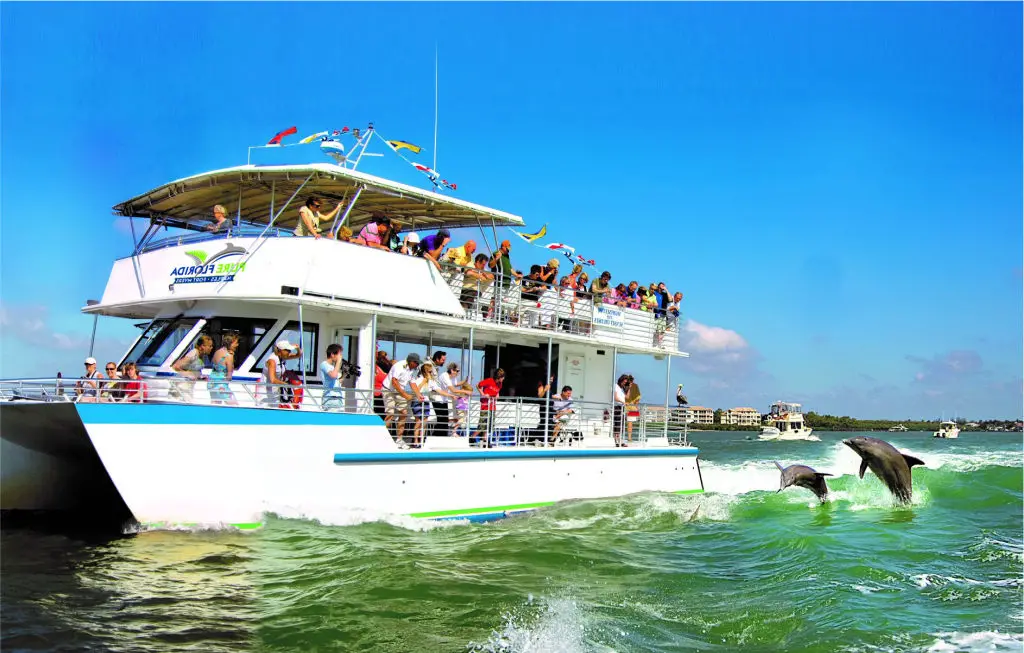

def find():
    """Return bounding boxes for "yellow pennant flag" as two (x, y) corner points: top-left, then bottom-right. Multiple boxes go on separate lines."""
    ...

(388, 140), (423, 154)
(299, 131), (329, 144)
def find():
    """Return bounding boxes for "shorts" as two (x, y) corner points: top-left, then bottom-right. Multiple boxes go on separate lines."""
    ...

(411, 400), (432, 418)
(459, 287), (479, 309)
(384, 393), (409, 417)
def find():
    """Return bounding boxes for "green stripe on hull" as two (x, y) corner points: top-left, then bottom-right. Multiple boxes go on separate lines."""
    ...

(142, 521), (263, 531)
(410, 490), (706, 519)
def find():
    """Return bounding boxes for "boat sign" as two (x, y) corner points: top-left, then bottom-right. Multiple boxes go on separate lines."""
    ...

(593, 305), (624, 329)
(170, 244), (248, 285)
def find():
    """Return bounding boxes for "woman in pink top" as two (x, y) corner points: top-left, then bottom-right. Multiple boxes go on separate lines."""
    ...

(356, 218), (391, 251)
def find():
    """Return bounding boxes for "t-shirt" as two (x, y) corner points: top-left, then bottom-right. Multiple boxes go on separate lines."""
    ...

(552, 396), (574, 416)
(462, 269), (493, 291)
(419, 234), (446, 256)
(590, 278), (611, 303)
(358, 222), (383, 246)
(319, 360), (343, 398)
(383, 361), (416, 394)
(434, 371), (456, 402)
(295, 206), (322, 237)
(445, 246), (472, 267)
(613, 384), (626, 405)
(478, 377), (502, 411)
(491, 251), (514, 282)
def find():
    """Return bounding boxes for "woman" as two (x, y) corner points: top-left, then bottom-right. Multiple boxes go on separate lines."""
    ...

(100, 362), (123, 402)
(410, 363), (454, 447)
(439, 363), (471, 436)
(373, 353), (389, 417)
(295, 197), (342, 239)
(263, 340), (302, 406)
(613, 374), (628, 446)
(624, 375), (642, 444)
(172, 335), (213, 401)
(209, 334), (239, 405)
(567, 264), (583, 290)
(120, 362), (147, 403)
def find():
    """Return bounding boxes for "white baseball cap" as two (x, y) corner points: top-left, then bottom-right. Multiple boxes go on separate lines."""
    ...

(275, 340), (297, 351)
(84, 357), (97, 365)
(405, 232), (421, 244)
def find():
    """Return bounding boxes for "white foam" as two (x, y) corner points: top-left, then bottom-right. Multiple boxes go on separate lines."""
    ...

(262, 503), (468, 532)
(927, 630), (1024, 652)
(467, 598), (600, 653)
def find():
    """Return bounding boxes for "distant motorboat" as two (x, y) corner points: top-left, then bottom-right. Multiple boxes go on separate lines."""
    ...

(758, 402), (819, 441)
(888, 424), (908, 432)
(933, 420), (960, 439)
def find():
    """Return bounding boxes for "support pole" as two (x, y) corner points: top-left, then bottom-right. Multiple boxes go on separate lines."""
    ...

(663, 354), (671, 439)
(611, 345), (618, 440)
(331, 187), (363, 237)
(392, 330), (398, 361)
(88, 314), (99, 358)
(545, 336), (552, 446)
(427, 332), (433, 358)
(467, 327), (475, 385)
(235, 185), (243, 232)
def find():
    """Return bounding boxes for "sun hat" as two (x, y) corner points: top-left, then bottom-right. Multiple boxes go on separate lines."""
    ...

(84, 357), (97, 365)
(275, 340), (297, 351)
(405, 232), (421, 244)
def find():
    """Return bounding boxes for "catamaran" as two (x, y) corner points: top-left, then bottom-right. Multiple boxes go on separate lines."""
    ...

(0, 124), (704, 530)
(758, 401), (818, 441)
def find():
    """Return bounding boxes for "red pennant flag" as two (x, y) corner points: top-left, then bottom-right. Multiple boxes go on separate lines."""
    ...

(267, 126), (298, 145)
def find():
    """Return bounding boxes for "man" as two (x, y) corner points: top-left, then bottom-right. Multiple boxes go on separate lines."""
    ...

(667, 291), (684, 326)
(488, 239), (521, 285)
(460, 253), (494, 312)
(550, 385), (575, 444)
(356, 216), (391, 251)
(429, 351), (448, 435)
(443, 240), (476, 268)
(205, 205), (229, 233)
(474, 368), (505, 445)
(417, 229), (451, 269)
(590, 271), (614, 304)
(75, 357), (104, 403)
(382, 352), (421, 444)
(320, 343), (345, 411)
(295, 197), (342, 239)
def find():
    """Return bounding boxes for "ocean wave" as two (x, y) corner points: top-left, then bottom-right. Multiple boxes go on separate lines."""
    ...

(261, 504), (469, 532)
(467, 597), (602, 653)
(926, 630), (1024, 652)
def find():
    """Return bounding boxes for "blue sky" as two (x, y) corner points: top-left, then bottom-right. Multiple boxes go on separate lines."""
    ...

(1, 2), (1020, 419)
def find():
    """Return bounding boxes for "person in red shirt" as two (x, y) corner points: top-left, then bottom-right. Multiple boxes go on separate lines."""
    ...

(473, 368), (505, 445)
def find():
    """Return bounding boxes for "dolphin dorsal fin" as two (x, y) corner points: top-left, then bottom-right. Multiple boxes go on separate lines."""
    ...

(903, 454), (925, 468)
(816, 473), (833, 478)
(858, 459), (869, 479)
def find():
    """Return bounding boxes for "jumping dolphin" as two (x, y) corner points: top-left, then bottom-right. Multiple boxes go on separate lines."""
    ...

(774, 461), (831, 501)
(842, 436), (925, 504)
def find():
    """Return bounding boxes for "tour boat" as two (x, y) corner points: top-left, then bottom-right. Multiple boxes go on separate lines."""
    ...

(933, 420), (960, 439)
(0, 125), (703, 530)
(758, 402), (818, 441)
(888, 424), (908, 432)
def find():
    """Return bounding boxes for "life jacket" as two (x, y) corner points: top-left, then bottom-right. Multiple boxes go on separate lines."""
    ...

(279, 370), (304, 409)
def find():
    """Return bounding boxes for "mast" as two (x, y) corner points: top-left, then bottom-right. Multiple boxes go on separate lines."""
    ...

(433, 44), (439, 188)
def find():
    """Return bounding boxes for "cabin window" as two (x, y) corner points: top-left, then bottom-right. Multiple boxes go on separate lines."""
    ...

(123, 318), (199, 367)
(202, 317), (276, 370)
(255, 320), (319, 377)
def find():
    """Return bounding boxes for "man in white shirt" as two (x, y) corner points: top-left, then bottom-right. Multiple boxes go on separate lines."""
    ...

(551, 385), (575, 444)
(382, 352), (421, 442)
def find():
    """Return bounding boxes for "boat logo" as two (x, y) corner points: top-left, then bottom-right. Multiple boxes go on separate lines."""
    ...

(170, 244), (248, 285)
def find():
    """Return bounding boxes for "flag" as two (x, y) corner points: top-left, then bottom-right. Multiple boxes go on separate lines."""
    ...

(575, 255), (596, 267)
(544, 242), (575, 253)
(267, 126), (298, 145)
(332, 130), (341, 136)
(300, 131), (329, 144)
(511, 225), (547, 243)
(341, 126), (350, 133)
(388, 140), (423, 154)
(440, 179), (457, 191)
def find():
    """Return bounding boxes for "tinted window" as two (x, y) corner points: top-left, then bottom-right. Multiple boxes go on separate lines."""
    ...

(123, 318), (199, 367)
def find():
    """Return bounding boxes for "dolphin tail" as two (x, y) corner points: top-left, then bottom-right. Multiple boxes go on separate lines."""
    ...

(903, 454), (925, 468)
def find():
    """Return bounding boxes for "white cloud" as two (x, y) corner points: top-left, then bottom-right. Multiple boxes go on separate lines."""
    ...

(0, 303), (90, 351)
(680, 319), (748, 353)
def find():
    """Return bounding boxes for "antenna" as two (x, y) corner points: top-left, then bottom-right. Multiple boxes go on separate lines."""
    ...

(433, 44), (439, 176)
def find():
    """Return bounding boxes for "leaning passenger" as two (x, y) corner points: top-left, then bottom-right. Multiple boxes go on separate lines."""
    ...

(295, 197), (342, 240)
(320, 343), (346, 411)
(460, 253), (494, 312)
(336, 226), (354, 243)
(443, 240), (477, 268)
(356, 216), (391, 251)
(209, 334), (239, 405)
(204, 205), (229, 233)
(382, 353), (421, 446)
(417, 229), (451, 269)
(590, 271), (613, 304)
(75, 357), (103, 403)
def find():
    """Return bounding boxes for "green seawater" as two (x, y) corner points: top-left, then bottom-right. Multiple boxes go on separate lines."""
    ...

(2, 431), (1021, 652)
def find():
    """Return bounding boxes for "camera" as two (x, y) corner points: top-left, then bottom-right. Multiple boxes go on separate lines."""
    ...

(340, 360), (362, 379)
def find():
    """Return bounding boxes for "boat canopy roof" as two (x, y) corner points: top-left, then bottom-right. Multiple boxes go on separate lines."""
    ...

(112, 163), (525, 234)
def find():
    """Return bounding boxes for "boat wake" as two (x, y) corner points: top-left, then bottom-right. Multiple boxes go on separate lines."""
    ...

(468, 596), (598, 653)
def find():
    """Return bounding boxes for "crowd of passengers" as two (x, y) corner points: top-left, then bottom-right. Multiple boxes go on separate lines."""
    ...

(251, 198), (686, 325)
(74, 337), (645, 450)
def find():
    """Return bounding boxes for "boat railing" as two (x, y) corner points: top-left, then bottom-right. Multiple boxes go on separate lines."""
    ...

(438, 262), (681, 350)
(138, 225), (288, 255)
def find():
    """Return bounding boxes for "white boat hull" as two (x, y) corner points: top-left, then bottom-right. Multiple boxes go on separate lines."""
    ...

(933, 429), (960, 439)
(1, 402), (703, 527)
(758, 426), (819, 442)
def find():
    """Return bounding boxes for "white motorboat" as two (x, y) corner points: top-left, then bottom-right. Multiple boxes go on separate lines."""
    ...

(758, 402), (819, 441)
(0, 124), (703, 530)
(888, 424), (908, 432)
(933, 420), (960, 439)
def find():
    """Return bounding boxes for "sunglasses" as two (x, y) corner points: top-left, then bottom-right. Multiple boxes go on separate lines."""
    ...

(106, 367), (116, 371)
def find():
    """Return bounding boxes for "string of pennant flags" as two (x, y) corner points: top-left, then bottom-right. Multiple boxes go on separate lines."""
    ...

(511, 225), (598, 268)
(264, 125), (457, 192)
(263, 125), (593, 266)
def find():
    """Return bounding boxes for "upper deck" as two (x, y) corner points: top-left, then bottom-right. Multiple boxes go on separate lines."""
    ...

(99, 160), (687, 357)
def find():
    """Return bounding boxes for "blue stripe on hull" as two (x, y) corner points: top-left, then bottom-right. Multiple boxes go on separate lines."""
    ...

(75, 403), (383, 426)
(334, 447), (699, 464)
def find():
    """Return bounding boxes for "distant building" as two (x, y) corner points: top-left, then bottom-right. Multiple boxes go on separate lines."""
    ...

(685, 406), (714, 425)
(720, 407), (761, 426)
